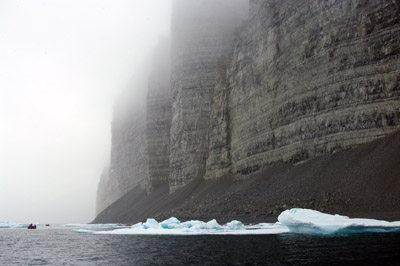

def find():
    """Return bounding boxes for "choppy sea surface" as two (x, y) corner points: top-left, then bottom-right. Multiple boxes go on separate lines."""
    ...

(1, 225), (400, 265)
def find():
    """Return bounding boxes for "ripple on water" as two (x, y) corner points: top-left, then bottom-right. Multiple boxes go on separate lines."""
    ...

(0, 227), (399, 265)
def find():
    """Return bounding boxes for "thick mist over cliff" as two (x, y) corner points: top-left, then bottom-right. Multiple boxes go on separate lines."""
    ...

(0, 0), (170, 223)
(95, 0), (400, 224)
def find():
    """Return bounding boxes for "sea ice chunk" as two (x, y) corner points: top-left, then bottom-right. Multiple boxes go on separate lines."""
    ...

(160, 217), (181, 229)
(278, 208), (400, 234)
(71, 208), (400, 236)
(0, 222), (24, 228)
(225, 220), (245, 230)
(191, 219), (221, 230)
(63, 223), (123, 228)
(181, 220), (203, 228)
(91, 217), (289, 235)
(206, 219), (221, 230)
(143, 218), (162, 229)
(73, 229), (95, 234)
(131, 222), (143, 229)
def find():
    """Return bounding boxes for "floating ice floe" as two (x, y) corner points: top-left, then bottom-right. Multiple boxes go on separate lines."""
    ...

(278, 208), (400, 235)
(0, 222), (24, 228)
(71, 208), (400, 236)
(63, 223), (124, 228)
(78, 217), (288, 235)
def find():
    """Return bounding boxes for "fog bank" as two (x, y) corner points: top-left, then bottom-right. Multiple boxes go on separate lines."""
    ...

(0, 0), (170, 223)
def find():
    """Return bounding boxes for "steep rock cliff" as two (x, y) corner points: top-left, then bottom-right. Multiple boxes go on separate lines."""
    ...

(109, 102), (148, 201)
(96, 0), (400, 217)
(96, 41), (171, 207)
(95, 166), (111, 215)
(206, 0), (400, 178)
(205, 59), (233, 179)
(146, 40), (172, 192)
(169, 0), (249, 191)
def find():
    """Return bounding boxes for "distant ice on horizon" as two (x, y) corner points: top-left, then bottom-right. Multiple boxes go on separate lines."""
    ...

(63, 223), (125, 228)
(0, 222), (124, 229)
(0, 221), (25, 228)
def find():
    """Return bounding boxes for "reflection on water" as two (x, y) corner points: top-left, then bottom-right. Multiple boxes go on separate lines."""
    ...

(0, 226), (399, 265)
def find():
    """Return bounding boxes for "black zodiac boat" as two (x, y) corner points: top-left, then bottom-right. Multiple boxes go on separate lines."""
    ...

(27, 224), (36, 229)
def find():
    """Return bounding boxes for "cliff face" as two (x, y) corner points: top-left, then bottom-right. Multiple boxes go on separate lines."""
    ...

(206, 0), (400, 178)
(169, 0), (249, 191)
(95, 166), (110, 215)
(146, 40), (172, 192)
(96, 0), (400, 217)
(107, 104), (148, 203)
(96, 41), (171, 208)
(93, 130), (400, 224)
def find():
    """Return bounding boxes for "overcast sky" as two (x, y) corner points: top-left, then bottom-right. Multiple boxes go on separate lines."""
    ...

(0, 0), (171, 224)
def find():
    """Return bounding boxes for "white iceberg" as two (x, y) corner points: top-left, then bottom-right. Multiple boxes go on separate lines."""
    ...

(90, 217), (289, 235)
(142, 218), (162, 229)
(278, 208), (400, 234)
(71, 209), (400, 236)
(226, 220), (245, 230)
(159, 217), (180, 229)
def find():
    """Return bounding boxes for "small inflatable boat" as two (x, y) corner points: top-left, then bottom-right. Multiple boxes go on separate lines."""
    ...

(27, 224), (36, 229)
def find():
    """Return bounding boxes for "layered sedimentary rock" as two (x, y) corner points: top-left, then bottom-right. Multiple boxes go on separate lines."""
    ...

(96, 40), (172, 208)
(146, 40), (172, 192)
(169, 0), (249, 191)
(205, 0), (400, 179)
(109, 101), (148, 201)
(96, 0), (400, 215)
(204, 59), (233, 179)
(95, 166), (111, 215)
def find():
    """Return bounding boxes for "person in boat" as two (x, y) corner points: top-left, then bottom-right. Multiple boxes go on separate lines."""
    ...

(28, 223), (36, 229)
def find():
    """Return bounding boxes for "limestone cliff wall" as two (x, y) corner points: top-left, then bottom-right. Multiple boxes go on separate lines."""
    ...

(96, 41), (171, 211)
(146, 40), (172, 192)
(95, 166), (111, 215)
(205, 59), (233, 179)
(206, 0), (400, 179)
(109, 103), (148, 201)
(96, 0), (400, 214)
(169, 0), (249, 191)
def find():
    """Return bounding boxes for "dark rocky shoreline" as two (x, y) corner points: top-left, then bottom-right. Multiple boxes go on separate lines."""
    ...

(93, 130), (400, 224)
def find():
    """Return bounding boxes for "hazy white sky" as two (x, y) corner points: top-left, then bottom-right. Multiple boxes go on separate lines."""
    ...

(0, 0), (171, 224)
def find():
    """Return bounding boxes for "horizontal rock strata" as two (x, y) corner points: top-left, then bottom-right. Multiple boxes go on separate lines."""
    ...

(206, 0), (400, 179)
(169, 0), (249, 191)
(96, 0), (400, 215)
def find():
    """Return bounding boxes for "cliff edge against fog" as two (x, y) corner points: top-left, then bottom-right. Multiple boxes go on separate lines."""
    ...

(95, 0), (400, 223)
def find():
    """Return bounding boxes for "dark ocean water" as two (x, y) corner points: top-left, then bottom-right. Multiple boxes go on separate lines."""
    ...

(1, 226), (400, 266)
